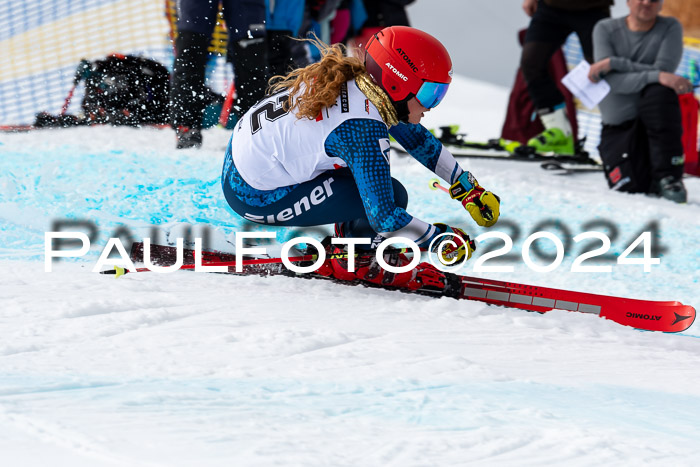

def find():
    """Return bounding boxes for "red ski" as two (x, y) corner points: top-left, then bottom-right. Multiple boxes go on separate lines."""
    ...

(456, 275), (695, 333)
(111, 241), (696, 333)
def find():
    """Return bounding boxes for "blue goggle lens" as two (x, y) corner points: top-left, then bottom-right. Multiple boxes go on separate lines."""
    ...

(415, 81), (450, 109)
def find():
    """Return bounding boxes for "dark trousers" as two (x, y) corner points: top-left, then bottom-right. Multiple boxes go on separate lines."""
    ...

(598, 84), (684, 193)
(521, 1), (609, 110)
(169, 0), (268, 128)
(175, 0), (266, 42)
(223, 168), (409, 240)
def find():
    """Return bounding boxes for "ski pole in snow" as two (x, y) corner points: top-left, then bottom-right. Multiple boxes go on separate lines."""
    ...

(61, 59), (91, 115)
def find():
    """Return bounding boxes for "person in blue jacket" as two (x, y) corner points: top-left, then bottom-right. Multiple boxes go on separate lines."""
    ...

(222, 26), (501, 289)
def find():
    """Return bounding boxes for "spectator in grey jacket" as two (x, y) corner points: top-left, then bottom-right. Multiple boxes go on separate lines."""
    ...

(589, 0), (691, 203)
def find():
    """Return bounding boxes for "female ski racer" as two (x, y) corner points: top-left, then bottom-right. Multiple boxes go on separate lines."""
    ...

(221, 26), (501, 290)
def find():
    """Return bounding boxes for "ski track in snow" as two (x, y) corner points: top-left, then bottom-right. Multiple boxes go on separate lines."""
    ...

(1, 75), (700, 466)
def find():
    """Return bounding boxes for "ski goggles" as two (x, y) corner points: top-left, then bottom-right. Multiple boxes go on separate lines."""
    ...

(415, 80), (450, 109)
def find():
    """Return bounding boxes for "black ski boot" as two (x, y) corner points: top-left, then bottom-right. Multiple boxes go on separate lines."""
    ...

(651, 176), (687, 203)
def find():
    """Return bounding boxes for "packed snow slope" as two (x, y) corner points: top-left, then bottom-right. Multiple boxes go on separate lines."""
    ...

(1, 75), (699, 466)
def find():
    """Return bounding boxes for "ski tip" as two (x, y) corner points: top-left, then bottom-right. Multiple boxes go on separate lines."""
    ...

(668, 305), (696, 333)
(612, 304), (697, 333)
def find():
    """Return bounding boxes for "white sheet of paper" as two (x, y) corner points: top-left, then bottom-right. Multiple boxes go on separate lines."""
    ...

(561, 61), (610, 109)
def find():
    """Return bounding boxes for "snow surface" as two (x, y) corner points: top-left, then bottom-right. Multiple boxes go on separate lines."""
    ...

(1, 74), (700, 466)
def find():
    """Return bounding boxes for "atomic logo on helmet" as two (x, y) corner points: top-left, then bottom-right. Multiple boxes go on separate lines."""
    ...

(364, 26), (453, 109)
(395, 48), (419, 72)
(385, 62), (409, 82)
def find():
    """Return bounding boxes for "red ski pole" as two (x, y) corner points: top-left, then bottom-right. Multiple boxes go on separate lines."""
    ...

(60, 59), (90, 115)
(429, 178), (449, 194)
(219, 80), (236, 127)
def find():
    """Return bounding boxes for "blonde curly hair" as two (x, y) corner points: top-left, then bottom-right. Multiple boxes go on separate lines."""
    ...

(267, 38), (367, 121)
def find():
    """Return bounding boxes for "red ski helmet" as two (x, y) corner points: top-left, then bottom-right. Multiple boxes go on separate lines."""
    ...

(364, 26), (452, 109)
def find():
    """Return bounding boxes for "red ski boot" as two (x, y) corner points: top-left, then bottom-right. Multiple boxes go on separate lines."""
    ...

(316, 224), (445, 291)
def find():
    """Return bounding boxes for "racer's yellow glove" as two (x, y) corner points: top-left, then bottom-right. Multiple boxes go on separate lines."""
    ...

(448, 172), (500, 227)
(431, 223), (476, 266)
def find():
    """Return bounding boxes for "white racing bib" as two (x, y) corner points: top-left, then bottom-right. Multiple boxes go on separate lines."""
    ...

(230, 79), (385, 191)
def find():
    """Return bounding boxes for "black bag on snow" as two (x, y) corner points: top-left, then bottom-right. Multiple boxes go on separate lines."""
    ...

(35, 54), (171, 127)
(81, 54), (170, 125)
